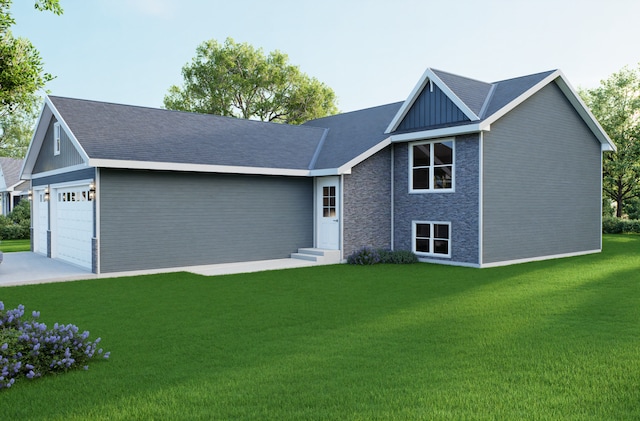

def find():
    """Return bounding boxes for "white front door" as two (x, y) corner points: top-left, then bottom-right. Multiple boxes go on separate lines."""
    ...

(316, 177), (340, 250)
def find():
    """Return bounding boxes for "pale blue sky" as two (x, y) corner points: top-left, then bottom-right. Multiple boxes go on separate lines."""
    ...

(10, 0), (640, 113)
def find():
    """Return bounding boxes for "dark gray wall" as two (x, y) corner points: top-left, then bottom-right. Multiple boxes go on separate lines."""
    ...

(33, 118), (84, 173)
(482, 82), (602, 264)
(343, 148), (392, 257)
(397, 82), (470, 131)
(32, 168), (95, 187)
(393, 134), (480, 264)
(99, 169), (313, 273)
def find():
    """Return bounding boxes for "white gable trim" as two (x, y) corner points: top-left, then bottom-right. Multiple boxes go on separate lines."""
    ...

(21, 97), (91, 179)
(385, 68), (480, 134)
(480, 70), (616, 152)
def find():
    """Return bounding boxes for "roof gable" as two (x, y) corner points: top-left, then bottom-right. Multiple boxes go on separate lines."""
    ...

(395, 81), (471, 132)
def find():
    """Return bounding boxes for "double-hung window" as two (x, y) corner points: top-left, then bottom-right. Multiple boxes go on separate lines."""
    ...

(413, 221), (451, 258)
(410, 139), (454, 192)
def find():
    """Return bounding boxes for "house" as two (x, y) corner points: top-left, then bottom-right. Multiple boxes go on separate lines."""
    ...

(20, 68), (614, 273)
(0, 157), (29, 216)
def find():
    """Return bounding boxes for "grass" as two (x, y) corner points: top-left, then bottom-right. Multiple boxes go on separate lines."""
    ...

(0, 235), (639, 420)
(0, 239), (31, 252)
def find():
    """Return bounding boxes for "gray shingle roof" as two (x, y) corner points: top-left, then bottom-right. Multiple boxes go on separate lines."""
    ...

(303, 102), (403, 169)
(44, 68), (572, 175)
(430, 69), (493, 117)
(0, 157), (24, 188)
(49, 96), (327, 170)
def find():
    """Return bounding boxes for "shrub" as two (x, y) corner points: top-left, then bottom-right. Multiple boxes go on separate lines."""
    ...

(603, 217), (640, 234)
(379, 249), (419, 264)
(0, 200), (31, 240)
(0, 301), (109, 390)
(347, 247), (381, 265)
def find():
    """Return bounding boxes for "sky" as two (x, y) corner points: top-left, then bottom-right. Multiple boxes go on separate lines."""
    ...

(9, 0), (640, 113)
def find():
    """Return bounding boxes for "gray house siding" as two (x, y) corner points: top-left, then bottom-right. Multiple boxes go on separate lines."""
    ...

(343, 148), (392, 258)
(31, 168), (95, 187)
(393, 134), (480, 264)
(397, 82), (470, 131)
(98, 169), (313, 273)
(33, 118), (84, 173)
(482, 82), (602, 264)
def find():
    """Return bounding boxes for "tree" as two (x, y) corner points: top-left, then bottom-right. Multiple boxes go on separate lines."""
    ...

(0, 0), (62, 116)
(0, 1), (61, 157)
(0, 94), (39, 157)
(580, 64), (640, 217)
(164, 38), (338, 124)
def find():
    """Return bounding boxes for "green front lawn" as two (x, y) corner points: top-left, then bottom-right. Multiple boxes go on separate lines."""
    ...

(1, 235), (639, 420)
(0, 239), (31, 253)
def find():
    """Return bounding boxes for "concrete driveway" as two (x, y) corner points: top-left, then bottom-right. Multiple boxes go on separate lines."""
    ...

(0, 252), (320, 287)
(0, 252), (95, 287)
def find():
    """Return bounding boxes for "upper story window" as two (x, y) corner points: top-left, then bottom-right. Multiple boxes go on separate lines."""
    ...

(409, 139), (454, 192)
(53, 122), (61, 156)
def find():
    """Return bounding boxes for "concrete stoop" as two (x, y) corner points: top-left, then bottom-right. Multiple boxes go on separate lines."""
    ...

(290, 248), (341, 264)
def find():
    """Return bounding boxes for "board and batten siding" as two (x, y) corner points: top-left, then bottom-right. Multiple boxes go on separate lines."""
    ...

(33, 118), (84, 173)
(342, 148), (392, 257)
(393, 135), (480, 265)
(98, 169), (313, 273)
(482, 82), (602, 264)
(397, 82), (470, 131)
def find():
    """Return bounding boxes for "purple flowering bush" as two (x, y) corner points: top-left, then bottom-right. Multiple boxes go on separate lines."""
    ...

(0, 301), (109, 390)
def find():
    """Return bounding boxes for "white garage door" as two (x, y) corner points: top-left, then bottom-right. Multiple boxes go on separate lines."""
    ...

(53, 185), (94, 269)
(34, 188), (49, 255)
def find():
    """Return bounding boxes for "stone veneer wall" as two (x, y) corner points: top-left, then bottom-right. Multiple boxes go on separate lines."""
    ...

(342, 148), (392, 258)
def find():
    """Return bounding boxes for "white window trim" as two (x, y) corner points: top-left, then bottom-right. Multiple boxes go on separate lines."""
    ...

(53, 122), (61, 156)
(412, 221), (452, 258)
(408, 138), (455, 193)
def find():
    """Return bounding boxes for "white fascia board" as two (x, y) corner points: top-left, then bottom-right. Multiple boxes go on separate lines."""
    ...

(29, 163), (91, 180)
(20, 101), (50, 179)
(88, 159), (312, 177)
(385, 68), (480, 134)
(389, 123), (487, 143)
(553, 72), (616, 152)
(333, 137), (392, 175)
(21, 97), (91, 179)
(481, 70), (563, 128)
(45, 96), (92, 162)
(481, 70), (615, 152)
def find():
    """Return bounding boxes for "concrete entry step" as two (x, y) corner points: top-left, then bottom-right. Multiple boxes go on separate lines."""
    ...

(291, 248), (341, 264)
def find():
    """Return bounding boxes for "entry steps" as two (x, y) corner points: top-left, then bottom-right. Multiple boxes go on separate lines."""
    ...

(290, 248), (341, 264)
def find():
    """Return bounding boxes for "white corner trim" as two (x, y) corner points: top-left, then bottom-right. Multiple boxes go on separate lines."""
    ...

(479, 249), (601, 268)
(385, 68), (480, 134)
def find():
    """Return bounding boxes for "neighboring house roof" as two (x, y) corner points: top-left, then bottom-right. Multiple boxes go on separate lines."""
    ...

(20, 67), (615, 180)
(0, 157), (25, 191)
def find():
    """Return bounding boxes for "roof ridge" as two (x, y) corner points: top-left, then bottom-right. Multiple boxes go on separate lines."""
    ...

(478, 83), (497, 119)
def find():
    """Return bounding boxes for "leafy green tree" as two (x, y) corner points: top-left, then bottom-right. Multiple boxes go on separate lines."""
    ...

(0, 1), (61, 157)
(164, 38), (338, 124)
(0, 94), (39, 157)
(580, 64), (640, 217)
